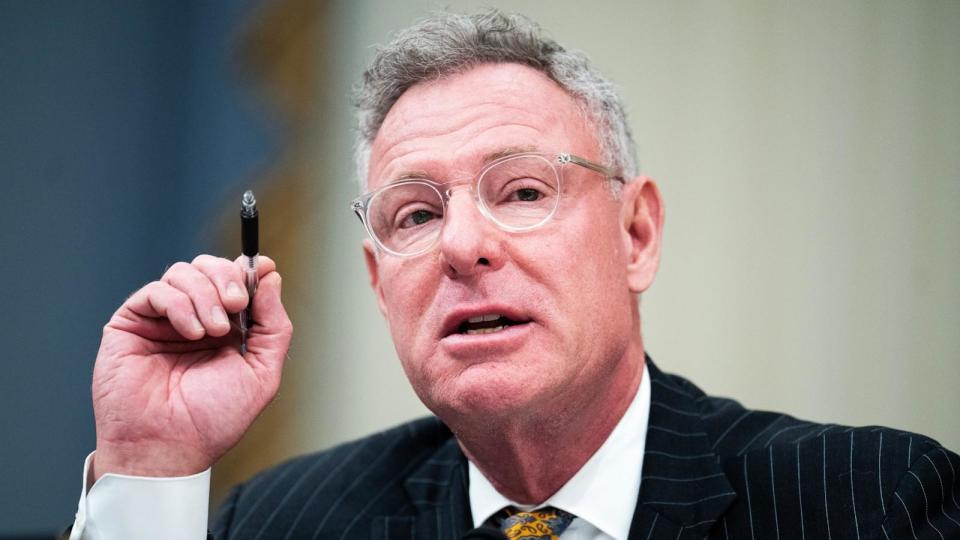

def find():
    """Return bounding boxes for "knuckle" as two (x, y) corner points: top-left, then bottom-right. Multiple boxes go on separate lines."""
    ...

(165, 261), (192, 278)
(170, 261), (191, 272)
(172, 302), (198, 321)
(196, 255), (238, 280)
(191, 253), (215, 265)
(222, 260), (244, 278)
(168, 286), (192, 305)
(138, 280), (164, 298)
(148, 278), (167, 289)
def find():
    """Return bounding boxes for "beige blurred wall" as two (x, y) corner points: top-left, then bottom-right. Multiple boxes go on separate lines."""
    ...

(283, 0), (960, 462)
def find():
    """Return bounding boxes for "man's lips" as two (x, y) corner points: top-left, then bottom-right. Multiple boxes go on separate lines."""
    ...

(439, 306), (533, 339)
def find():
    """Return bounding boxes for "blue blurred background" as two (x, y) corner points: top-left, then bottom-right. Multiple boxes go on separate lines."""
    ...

(1, 1), (273, 534)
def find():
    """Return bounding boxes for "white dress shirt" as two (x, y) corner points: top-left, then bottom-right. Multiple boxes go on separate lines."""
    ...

(469, 370), (650, 540)
(70, 453), (210, 540)
(72, 368), (650, 540)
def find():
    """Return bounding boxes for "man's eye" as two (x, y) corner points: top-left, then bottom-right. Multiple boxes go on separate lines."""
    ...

(494, 178), (551, 204)
(513, 188), (541, 202)
(399, 209), (438, 228)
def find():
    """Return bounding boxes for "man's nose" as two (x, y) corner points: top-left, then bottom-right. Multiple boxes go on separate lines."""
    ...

(438, 189), (505, 278)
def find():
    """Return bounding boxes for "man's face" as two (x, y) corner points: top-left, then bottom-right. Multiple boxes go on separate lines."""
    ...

(364, 63), (659, 424)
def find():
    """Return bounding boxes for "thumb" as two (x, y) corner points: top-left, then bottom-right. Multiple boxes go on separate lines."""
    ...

(246, 271), (293, 365)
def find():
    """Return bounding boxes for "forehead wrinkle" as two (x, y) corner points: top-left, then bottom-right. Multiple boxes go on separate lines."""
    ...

(371, 106), (490, 182)
(369, 64), (590, 187)
(374, 122), (548, 185)
(378, 99), (555, 156)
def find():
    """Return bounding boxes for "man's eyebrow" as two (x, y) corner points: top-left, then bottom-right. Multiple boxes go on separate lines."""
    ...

(384, 146), (541, 185)
(391, 170), (432, 182)
(482, 145), (539, 163)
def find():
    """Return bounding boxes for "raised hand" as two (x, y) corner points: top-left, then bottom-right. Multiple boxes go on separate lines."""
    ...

(90, 254), (293, 481)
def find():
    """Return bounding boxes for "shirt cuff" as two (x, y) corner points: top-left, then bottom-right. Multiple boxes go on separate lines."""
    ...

(70, 452), (210, 540)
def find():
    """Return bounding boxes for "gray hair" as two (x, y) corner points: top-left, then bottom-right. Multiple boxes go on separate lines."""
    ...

(353, 9), (638, 191)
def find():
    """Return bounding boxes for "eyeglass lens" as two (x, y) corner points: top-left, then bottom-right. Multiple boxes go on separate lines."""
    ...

(367, 154), (560, 255)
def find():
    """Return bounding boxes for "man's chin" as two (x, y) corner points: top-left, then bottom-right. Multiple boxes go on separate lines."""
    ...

(430, 366), (546, 424)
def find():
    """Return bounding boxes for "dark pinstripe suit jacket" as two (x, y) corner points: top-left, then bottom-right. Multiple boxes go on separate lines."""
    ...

(211, 360), (960, 539)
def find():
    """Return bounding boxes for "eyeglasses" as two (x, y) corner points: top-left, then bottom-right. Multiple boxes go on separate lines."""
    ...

(351, 152), (622, 258)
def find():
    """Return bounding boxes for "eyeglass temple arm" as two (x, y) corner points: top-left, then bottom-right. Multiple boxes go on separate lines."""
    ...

(559, 153), (624, 182)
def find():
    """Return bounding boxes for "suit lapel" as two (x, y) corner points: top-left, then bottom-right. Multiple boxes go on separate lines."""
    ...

(628, 359), (737, 539)
(374, 434), (471, 540)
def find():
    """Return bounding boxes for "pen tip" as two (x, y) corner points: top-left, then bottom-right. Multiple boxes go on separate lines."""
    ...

(242, 190), (256, 206)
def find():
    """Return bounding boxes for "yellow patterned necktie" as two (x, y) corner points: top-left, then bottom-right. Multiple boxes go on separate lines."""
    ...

(499, 507), (575, 539)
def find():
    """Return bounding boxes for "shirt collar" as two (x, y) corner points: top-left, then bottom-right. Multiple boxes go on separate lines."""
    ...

(468, 366), (651, 540)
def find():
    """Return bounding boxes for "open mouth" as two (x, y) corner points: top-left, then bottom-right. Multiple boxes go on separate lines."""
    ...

(456, 314), (528, 335)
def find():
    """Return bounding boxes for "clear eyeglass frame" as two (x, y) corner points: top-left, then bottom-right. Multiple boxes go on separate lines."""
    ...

(351, 152), (623, 258)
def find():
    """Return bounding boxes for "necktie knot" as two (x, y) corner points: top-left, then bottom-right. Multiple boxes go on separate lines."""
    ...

(499, 506), (574, 539)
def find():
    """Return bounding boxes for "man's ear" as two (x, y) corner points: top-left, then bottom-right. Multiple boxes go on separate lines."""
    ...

(620, 176), (665, 293)
(363, 239), (390, 317)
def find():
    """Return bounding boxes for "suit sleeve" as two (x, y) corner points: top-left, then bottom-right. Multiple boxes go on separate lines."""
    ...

(881, 445), (960, 538)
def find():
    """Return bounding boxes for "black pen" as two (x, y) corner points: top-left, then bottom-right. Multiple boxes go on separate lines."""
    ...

(240, 190), (259, 354)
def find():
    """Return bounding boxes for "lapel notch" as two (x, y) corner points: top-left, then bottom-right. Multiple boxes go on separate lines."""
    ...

(629, 360), (737, 538)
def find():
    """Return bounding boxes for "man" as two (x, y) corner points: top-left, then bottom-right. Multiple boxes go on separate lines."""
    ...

(69, 10), (959, 540)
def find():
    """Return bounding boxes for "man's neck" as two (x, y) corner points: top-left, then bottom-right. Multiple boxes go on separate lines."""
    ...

(453, 347), (645, 504)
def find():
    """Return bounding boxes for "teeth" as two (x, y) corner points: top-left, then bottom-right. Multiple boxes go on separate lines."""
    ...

(466, 325), (506, 335)
(467, 314), (502, 323)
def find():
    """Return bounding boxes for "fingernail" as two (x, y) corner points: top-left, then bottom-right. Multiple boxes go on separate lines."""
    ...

(212, 306), (229, 326)
(190, 314), (205, 334)
(226, 282), (245, 299)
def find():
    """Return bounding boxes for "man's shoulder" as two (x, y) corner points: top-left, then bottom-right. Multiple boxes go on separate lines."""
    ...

(655, 365), (948, 462)
(700, 390), (949, 498)
(648, 364), (960, 538)
(213, 416), (457, 538)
